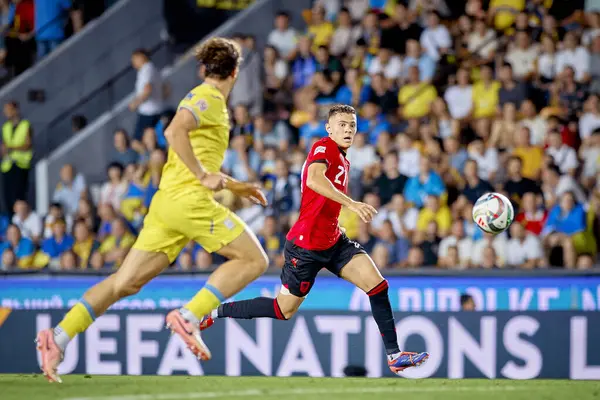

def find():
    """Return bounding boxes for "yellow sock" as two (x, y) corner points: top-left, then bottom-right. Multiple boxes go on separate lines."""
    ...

(184, 285), (224, 320)
(57, 301), (95, 339)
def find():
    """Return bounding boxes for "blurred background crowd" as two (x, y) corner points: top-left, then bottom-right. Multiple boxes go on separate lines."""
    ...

(0, 0), (115, 85)
(2, 0), (600, 272)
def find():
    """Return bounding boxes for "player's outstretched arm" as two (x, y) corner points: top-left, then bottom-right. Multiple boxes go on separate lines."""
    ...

(306, 163), (377, 222)
(220, 173), (268, 206)
(165, 108), (224, 191)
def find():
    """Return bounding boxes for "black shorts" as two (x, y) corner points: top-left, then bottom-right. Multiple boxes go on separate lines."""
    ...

(280, 234), (366, 297)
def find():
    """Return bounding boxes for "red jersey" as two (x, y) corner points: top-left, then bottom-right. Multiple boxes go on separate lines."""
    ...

(515, 209), (548, 236)
(286, 137), (350, 250)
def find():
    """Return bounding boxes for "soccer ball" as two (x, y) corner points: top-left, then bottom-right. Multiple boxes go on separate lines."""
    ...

(472, 192), (514, 234)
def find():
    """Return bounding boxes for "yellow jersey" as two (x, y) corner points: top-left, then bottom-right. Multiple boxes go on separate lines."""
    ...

(398, 83), (438, 120)
(416, 206), (452, 234)
(472, 81), (501, 119)
(160, 83), (230, 197)
(490, 0), (525, 31)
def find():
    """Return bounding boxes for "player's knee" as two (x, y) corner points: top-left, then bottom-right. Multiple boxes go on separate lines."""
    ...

(249, 250), (269, 275)
(112, 276), (142, 299)
(281, 308), (297, 320)
(278, 303), (298, 320)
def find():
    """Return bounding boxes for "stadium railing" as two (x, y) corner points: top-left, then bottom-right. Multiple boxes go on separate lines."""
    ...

(0, 0), (166, 161)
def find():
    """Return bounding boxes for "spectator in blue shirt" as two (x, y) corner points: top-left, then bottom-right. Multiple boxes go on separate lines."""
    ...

(444, 136), (468, 174)
(372, 220), (411, 268)
(461, 159), (495, 205)
(402, 39), (436, 82)
(153, 110), (174, 149)
(335, 68), (370, 107)
(41, 218), (74, 261)
(542, 192), (591, 268)
(0, 224), (35, 268)
(52, 164), (87, 217)
(543, 192), (586, 237)
(267, 159), (301, 218)
(356, 102), (390, 144)
(223, 135), (261, 182)
(0, 214), (9, 241)
(403, 157), (445, 208)
(291, 36), (317, 89)
(299, 103), (327, 151)
(110, 129), (139, 167)
(35, 0), (72, 59)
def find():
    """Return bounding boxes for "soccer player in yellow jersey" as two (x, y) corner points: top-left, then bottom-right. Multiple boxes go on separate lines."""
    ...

(36, 38), (270, 383)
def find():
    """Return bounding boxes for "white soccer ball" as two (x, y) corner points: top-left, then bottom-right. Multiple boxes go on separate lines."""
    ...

(472, 192), (514, 234)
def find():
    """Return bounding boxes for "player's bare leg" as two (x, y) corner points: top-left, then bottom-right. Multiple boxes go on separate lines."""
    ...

(36, 250), (170, 382)
(340, 253), (429, 374)
(168, 228), (269, 358)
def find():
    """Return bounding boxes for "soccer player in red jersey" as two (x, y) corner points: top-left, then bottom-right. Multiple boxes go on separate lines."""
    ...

(199, 105), (429, 375)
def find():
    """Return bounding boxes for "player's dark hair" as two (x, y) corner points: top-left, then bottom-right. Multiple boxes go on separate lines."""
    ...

(195, 37), (242, 80)
(328, 104), (356, 120)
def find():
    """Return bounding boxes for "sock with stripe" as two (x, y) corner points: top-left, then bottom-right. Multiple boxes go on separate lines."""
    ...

(217, 297), (287, 320)
(367, 280), (400, 356)
(182, 284), (226, 323)
(54, 300), (96, 351)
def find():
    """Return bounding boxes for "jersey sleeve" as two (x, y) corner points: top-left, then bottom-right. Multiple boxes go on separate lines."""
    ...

(178, 92), (209, 128)
(307, 140), (336, 168)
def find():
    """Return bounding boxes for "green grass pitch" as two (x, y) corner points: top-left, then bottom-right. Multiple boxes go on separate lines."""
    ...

(1, 375), (599, 400)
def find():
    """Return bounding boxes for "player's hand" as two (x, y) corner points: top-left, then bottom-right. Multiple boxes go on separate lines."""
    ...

(234, 182), (268, 207)
(198, 172), (225, 191)
(348, 201), (377, 223)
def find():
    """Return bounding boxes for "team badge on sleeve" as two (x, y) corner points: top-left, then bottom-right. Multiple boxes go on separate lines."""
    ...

(196, 99), (208, 111)
(314, 146), (326, 155)
(185, 92), (194, 100)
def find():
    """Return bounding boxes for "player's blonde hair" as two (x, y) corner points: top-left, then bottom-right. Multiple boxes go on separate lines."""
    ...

(195, 37), (243, 80)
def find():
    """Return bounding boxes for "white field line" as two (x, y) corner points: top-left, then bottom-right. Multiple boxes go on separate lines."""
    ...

(65, 385), (522, 400)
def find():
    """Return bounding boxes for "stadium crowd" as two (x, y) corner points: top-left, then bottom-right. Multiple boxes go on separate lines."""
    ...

(0, 0), (111, 83)
(2, 0), (600, 272)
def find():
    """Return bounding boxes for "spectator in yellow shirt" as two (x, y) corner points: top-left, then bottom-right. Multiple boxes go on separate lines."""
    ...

(399, 66), (438, 120)
(416, 195), (452, 237)
(338, 206), (360, 240)
(488, 0), (525, 31)
(98, 218), (135, 268)
(72, 219), (100, 268)
(512, 126), (544, 180)
(472, 65), (500, 119)
(307, 6), (334, 53)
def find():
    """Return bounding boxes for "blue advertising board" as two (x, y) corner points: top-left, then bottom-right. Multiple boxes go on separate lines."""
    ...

(1, 275), (600, 311)
(0, 310), (599, 379)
